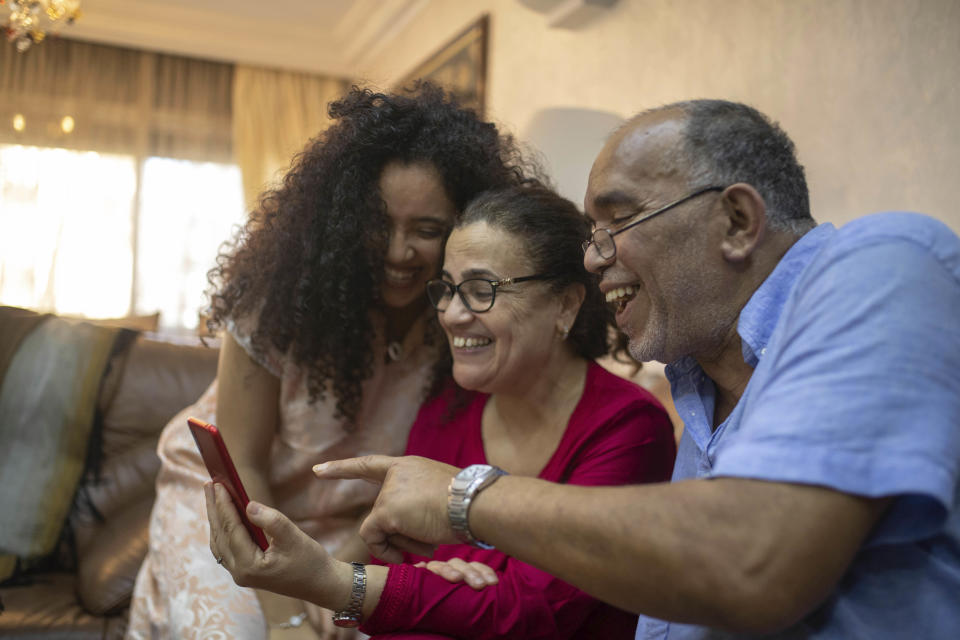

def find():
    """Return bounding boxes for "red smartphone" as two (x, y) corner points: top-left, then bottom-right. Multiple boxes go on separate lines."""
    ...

(187, 417), (269, 550)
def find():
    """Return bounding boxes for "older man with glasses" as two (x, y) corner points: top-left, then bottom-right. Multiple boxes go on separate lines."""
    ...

(316, 99), (960, 639)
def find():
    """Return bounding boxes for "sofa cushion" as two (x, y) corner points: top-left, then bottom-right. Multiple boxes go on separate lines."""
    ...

(0, 572), (109, 639)
(101, 337), (218, 449)
(70, 440), (161, 553)
(67, 312), (161, 334)
(77, 498), (154, 616)
(67, 336), (219, 616)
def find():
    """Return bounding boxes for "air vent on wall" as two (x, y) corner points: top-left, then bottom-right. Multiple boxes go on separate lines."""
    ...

(516, 0), (618, 29)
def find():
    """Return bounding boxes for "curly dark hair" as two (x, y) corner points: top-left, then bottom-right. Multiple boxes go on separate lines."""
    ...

(206, 83), (537, 425)
(429, 184), (631, 392)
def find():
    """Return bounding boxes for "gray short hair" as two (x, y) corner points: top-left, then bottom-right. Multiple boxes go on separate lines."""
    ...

(637, 100), (815, 235)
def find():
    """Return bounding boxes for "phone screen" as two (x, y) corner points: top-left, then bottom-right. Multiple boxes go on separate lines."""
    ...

(187, 417), (269, 550)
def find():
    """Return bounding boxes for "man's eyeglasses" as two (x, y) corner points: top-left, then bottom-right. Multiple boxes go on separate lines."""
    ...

(426, 274), (554, 313)
(582, 186), (725, 260)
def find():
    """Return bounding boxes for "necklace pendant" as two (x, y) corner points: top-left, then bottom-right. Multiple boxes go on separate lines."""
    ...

(386, 340), (403, 362)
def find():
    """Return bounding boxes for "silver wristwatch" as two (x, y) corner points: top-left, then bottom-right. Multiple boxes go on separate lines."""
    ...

(448, 464), (507, 548)
(331, 561), (367, 628)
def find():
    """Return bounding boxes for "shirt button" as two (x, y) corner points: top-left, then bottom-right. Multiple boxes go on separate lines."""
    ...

(760, 348), (767, 355)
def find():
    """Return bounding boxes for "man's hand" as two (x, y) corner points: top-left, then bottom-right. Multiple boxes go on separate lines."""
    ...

(313, 455), (460, 563)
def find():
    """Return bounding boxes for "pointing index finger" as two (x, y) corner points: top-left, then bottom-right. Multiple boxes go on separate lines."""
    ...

(313, 455), (396, 484)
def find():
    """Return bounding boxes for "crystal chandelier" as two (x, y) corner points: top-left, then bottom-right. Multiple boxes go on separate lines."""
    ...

(2, 0), (81, 52)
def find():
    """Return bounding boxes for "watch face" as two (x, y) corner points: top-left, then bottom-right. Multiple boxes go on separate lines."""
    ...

(461, 464), (489, 480)
(332, 617), (360, 628)
(454, 464), (491, 490)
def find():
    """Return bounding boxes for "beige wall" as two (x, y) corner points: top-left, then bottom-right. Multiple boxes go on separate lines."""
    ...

(359, 0), (960, 232)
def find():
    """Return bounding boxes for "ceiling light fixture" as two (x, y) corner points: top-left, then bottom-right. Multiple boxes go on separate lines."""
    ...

(2, 0), (81, 52)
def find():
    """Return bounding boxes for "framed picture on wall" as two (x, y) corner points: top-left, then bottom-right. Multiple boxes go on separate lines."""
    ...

(396, 14), (488, 116)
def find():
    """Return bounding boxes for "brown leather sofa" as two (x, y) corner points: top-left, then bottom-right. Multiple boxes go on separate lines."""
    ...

(0, 332), (219, 638)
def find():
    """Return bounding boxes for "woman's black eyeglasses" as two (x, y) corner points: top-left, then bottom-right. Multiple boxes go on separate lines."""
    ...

(426, 274), (554, 313)
(582, 186), (725, 260)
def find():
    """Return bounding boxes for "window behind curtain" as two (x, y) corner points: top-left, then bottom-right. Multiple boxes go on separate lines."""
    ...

(137, 157), (244, 331)
(0, 145), (244, 331)
(0, 38), (240, 333)
(0, 144), (136, 318)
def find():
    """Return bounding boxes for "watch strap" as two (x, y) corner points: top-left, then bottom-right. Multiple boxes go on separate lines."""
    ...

(448, 464), (507, 548)
(331, 561), (366, 628)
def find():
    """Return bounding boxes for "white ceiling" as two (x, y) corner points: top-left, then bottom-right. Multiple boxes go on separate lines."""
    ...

(56, 0), (433, 78)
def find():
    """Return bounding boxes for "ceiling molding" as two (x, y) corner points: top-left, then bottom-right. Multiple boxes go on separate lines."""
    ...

(54, 0), (429, 77)
(338, 0), (432, 68)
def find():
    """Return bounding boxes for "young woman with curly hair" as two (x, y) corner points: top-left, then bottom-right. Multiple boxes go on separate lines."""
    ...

(128, 84), (536, 640)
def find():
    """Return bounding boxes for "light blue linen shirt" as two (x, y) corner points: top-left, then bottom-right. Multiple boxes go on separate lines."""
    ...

(636, 213), (960, 640)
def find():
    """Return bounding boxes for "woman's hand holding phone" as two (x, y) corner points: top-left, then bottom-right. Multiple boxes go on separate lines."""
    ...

(188, 417), (269, 550)
(203, 482), (352, 607)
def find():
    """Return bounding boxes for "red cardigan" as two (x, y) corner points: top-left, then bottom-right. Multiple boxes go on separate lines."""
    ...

(362, 361), (676, 640)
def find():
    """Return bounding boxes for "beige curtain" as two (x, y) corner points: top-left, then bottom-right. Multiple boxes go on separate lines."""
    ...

(0, 38), (233, 161)
(232, 65), (349, 211)
(0, 39), (235, 323)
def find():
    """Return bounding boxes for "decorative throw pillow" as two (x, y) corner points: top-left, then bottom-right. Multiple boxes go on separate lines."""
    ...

(0, 315), (127, 581)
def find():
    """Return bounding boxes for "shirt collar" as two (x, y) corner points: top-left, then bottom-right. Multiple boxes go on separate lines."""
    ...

(667, 222), (836, 382)
(737, 222), (836, 366)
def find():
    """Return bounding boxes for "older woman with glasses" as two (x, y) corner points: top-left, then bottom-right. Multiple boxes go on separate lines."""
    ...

(205, 185), (676, 639)
(128, 84), (538, 640)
